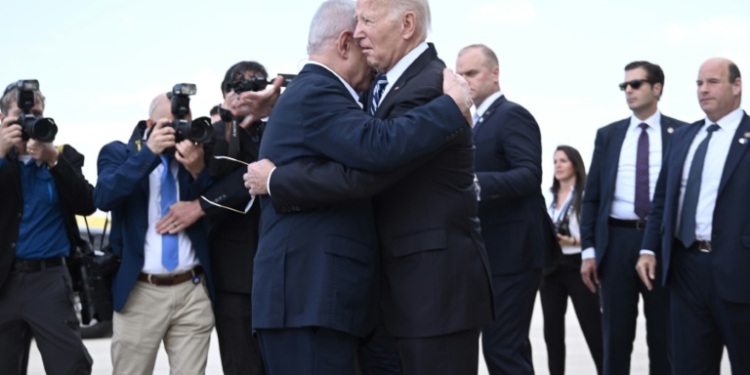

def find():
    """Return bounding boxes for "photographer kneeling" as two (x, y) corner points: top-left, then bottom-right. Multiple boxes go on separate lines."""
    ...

(0, 80), (94, 375)
(94, 88), (214, 374)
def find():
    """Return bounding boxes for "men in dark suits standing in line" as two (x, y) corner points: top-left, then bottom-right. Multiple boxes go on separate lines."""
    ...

(247, 1), (478, 374)
(637, 58), (749, 375)
(455, 44), (559, 375)
(94, 93), (215, 374)
(580, 61), (687, 375)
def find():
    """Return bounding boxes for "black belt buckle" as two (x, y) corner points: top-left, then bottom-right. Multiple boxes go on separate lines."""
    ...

(696, 241), (712, 253)
(635, 220), (647, 230)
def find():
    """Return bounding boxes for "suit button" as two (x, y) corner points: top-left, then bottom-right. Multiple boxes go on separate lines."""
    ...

(10, 243), (16, 249)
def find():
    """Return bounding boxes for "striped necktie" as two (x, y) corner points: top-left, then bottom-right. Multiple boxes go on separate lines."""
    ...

(370, 74), (388, 115)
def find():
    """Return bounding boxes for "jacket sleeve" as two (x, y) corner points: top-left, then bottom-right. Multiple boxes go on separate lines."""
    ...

(199, 166), (252, 221)
(475, 106), (543, 200)
(50, 145), (96, 216)
(94, 142), (160, 212)
(580, 128), (606, 251)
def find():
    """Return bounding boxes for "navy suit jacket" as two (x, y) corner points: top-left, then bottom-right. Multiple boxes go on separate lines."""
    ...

(642, 112), (750, 303)
(252, 62), (467, 337)
(94, 125), (214, 312)
(473, 95), (560, 275)
(264, 45), (495, 338)
(580, 115), (687, 267)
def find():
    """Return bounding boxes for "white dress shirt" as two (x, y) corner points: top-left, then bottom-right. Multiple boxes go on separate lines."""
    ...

(473, 91), (505, 126)
(583, 111), (663, 260)
(142, 156), (199, 275)
(377, 41), (429, 105)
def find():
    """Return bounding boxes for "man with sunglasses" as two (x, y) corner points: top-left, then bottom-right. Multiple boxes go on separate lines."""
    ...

(580, 61), (687, 374)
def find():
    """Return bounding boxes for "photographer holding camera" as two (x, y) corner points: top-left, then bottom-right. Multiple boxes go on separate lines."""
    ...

(94, 88), (214, 374)
(0, 81), (94, 375)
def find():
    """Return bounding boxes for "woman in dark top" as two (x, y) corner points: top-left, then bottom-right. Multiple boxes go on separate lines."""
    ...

(540, 145), (603, 375)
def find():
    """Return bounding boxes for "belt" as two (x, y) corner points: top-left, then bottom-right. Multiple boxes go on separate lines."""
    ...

(137, 266), (203, 286)
(12, 257), (66, 273)
(609, 217), (647, 230)
(687, 240), (712, 253)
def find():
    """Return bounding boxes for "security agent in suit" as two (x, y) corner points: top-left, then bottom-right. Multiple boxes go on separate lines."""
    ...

(579, 61), (687, 375)
(456, 44), (560, 375)
(637, 58), (750, 375)
(248, 1), (476, 374)
(94, 93), (215, 375)
(245, 1), (494, 374)
(0, 83), (94, 375)
(155, 61), (272, 375)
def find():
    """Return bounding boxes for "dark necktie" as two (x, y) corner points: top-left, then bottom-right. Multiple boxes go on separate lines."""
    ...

(679, 124), (720, 248)
(370, 74), (388, 116)
(160, 156), (179, 271)
(634, 123), (650, 219)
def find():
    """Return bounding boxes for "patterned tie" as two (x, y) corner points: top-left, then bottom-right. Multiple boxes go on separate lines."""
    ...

(679, 124), (720, 248)
(634, 123), (650, 219)
(160, 155), (179, 272)
(370, 74), (388, 115)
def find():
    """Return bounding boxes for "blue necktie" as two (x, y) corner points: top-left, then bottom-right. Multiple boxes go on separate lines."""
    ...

(160, 156), (179, 271)
(370, 74), (388, 115)
(679, 124), (720, 248)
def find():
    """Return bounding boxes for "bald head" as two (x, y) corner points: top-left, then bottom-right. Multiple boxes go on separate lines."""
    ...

(697, 58), (742, 122)
(149, 93), (171, 121)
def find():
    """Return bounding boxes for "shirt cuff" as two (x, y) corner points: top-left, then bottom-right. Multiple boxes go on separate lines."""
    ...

(266, 167), (277, 197)
(640, 250), (656, 256)
(581, 248), (595, 260)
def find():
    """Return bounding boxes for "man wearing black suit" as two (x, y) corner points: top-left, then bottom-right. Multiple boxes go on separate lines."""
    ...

(637, 58), (749, 374)
(156, 61), (272, 375)
(456, 44), (559, 375)
(245, 1), (477, 374)
(580, 61), (687, 375)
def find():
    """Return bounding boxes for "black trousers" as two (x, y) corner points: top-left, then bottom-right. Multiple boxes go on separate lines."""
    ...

(540, 253), (604, 375)
(214, 290), (265, 375)
(257, 327), (358, 375)
(0, 264), (92, 375)
(670, 243), (750, 375)
(482, 269), (541, 375)
(396, 328), (480, 375)
(599, 225), (670, 375)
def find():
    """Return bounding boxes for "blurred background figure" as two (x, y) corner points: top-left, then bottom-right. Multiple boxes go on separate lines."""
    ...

(540, 145), (603, 375)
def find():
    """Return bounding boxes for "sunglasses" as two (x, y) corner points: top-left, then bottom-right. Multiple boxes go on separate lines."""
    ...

(619, 79), (651, 91)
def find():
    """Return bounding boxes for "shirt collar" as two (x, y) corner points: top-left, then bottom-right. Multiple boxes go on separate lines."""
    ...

(629, 110), (661, 131)
(703, 107), (744, 134)
(18, 155), (42, 167)
(307, 61), (362, 108)
(475, 91), (504, 119)
(383, 41), (429, 89)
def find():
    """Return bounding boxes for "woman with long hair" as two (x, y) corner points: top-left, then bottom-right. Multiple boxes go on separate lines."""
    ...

(540, 145), (603, 375)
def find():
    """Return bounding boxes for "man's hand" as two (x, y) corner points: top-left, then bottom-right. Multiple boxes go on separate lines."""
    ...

(175, 140), (205, 179)
(234, 76), (284, 127)
(155, 200), (205, 235)
(244, 158), (276, 196)
(0, 117), (23, 158)
(442, 68), (474, 126)
(581, 258), (599, 293)
(26, 139), (60, 165)
(146, 119), (175, 155)
(636, 254), (657, 291)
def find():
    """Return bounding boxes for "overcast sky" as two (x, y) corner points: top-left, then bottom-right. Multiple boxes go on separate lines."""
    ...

(2, 0), (748, 198)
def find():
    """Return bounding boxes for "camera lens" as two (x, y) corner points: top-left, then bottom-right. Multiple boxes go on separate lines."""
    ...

(23, 117), (58, 143)
(188, 117), (213, 144)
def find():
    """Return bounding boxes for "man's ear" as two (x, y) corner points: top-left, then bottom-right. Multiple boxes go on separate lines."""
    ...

(401, 11), (416, 40)
(146, 119), (155, 129)
(337, 30), (353, 58)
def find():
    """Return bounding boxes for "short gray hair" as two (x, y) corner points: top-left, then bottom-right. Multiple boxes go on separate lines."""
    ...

(388, 0), (431, 41)
(307, 0), (358, 55)
(460, 44), (499, 69)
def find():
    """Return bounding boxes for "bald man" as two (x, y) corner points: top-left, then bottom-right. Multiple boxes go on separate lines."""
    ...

(638, 58), (749, 374)
(94, 93), (215, 375)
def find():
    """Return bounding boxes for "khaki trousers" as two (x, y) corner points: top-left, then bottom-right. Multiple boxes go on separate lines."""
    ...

(112, 278), (214, 375)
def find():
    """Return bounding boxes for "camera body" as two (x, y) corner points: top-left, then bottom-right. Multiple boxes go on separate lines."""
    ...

(13, 80), (58, 142)
(166, 83), (212, 144)
(229, 74), (295, 94)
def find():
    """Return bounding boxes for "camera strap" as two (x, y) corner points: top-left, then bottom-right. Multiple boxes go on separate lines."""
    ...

(228, 120), (241, 159)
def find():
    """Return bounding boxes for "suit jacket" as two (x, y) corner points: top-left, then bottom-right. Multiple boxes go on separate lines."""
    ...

(94, 124), (214, 312)
(580, 115), (687, 267)
(266, 45), (494, 338)
(0, 145), (96, 289)
(642, 112), (750, 303)
(200, 120), (261, 294)
(252, 62), (466, 337)
(473, 95), (560, 275)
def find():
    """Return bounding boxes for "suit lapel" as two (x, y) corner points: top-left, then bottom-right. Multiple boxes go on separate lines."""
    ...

(473, 96), (506, 137)
(668, 122), (704, 192)
(605, 119), (630, 192)
(374, 44), (439, 118)
(660, 116), (676, 157)
(718, 113), (750, 195)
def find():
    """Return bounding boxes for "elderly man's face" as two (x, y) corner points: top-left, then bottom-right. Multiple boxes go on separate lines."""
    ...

(697, 59), (741, 121)
(354, 0), (405, 73)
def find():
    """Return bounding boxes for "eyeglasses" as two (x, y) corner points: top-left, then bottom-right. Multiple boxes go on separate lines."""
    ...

(619, 79), (651, 91)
